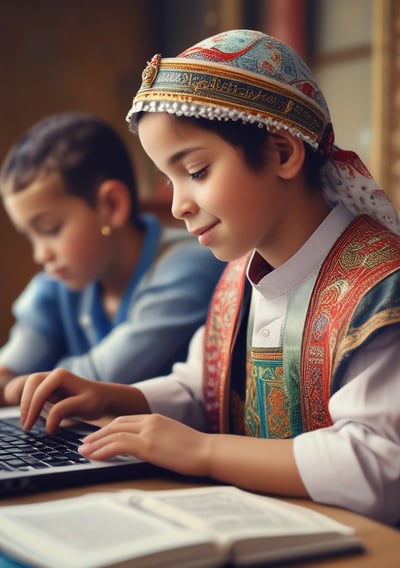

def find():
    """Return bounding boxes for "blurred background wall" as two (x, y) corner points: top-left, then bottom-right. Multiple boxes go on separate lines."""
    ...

(0, 0), (397, 344)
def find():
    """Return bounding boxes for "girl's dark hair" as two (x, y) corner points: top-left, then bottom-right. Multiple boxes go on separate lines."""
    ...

(0, 112), (140, 225)
(175, 116), (327, 188)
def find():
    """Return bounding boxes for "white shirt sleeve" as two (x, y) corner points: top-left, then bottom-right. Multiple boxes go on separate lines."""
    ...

(135, 318), (400, 525)
(133, 326), (207, 431)
(294, 325), (400, 525)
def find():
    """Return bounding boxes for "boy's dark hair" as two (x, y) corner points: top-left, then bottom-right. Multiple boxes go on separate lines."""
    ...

(0, 112), (140, 225)
(179, 116), (327, 189)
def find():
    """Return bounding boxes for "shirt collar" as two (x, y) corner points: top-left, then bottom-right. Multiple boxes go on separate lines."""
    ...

(247, 203), (354, 299)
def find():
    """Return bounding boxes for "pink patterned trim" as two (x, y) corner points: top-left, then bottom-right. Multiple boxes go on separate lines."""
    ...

(203, 255), (249, 433)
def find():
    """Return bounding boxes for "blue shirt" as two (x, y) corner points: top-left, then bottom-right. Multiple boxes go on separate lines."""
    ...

(0, 556), (28, 568)
(0, 215), (225, 383)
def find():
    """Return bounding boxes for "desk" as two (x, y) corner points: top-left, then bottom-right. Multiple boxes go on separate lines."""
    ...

(1, 475), (399, 567)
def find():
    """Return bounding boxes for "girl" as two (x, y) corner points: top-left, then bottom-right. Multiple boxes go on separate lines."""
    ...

(7, 30), (400, 525)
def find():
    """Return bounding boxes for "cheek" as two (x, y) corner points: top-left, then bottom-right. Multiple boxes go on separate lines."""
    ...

(211, 175), (254, 219)
(62, 221), (104, 263)
(202, 169), (244, 212)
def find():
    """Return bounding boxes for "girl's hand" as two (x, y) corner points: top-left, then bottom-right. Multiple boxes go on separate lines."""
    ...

(11, 369), (111, 435)
(79, 414), (211, 478)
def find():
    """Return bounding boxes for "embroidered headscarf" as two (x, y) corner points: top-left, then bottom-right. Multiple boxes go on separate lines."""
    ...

(127, 29), (400, 234)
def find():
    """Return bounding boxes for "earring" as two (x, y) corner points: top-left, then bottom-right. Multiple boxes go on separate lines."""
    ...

(101, 225), (112, 236)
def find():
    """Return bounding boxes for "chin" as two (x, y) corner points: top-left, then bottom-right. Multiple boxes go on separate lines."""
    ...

(211, 248), (246, 263)
(63, 280), (87, 291)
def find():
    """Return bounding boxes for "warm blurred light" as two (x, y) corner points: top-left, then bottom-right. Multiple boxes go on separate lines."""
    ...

(266, 0), (307, 60)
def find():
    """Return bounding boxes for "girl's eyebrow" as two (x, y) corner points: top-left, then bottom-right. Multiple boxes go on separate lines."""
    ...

(152, 151), (191, 177)
(168, 146), (203, 166)
(153, 146), (206, 177)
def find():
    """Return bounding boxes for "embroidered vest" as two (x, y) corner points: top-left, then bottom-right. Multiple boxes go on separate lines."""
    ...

(203, 215), (400, 435)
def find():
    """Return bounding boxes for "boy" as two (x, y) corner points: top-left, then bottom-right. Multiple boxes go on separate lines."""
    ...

(0, 112), (224, 402)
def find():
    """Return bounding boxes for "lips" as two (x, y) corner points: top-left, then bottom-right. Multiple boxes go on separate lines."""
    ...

(48, 268), (68, 280)
(190, 222), (218, 237)
(190, 222), (220, 247)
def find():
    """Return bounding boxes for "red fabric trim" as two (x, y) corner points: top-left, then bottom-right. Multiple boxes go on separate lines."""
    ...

(203, 255), (249, 433)
(301, 215), (400, 431)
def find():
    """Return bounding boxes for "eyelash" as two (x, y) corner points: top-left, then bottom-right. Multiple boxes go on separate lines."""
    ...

(189, 166), (208, 181)
(164, 166), (208, 190)
(44, 225), (61, 235)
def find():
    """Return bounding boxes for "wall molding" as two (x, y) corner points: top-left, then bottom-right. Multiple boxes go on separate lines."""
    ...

(373, 0), (400, 209)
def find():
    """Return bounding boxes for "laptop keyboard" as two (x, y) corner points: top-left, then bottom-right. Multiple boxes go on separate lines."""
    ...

(0, 417), (90, 472)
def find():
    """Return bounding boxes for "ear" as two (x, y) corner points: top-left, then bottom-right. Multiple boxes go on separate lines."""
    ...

(96, 180), (132, 229)
(270, 131), (306, 180)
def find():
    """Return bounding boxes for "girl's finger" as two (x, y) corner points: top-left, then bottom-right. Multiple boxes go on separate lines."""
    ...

(82, 415), (144, 442)
(79, 435), (137, 460)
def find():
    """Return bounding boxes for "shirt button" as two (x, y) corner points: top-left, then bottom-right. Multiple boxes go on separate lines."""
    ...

(261, 327), (270, 337)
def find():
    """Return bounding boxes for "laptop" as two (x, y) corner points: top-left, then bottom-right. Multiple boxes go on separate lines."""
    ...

(0, 406), (160, 497)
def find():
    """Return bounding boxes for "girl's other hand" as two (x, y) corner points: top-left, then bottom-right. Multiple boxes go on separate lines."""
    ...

(79, 414), (211, 478)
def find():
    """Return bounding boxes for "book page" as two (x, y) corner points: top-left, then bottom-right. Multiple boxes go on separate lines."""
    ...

(133, 486), (355, 540)
(131, 486), (362, 565)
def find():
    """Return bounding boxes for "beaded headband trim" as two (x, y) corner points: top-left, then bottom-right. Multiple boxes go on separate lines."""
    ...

(126, 55), (330, 151)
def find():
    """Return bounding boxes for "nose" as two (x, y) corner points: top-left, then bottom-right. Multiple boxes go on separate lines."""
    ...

(171, 185), (198, 221)
(32, 240), (54, 266)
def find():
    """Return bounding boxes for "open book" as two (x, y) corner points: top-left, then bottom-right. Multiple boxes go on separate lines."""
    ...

(0, 485), (363, 568)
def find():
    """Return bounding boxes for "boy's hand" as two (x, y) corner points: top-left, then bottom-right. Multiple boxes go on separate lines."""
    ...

(3, 374), (27, 406)
(0, 366), (18, 407)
